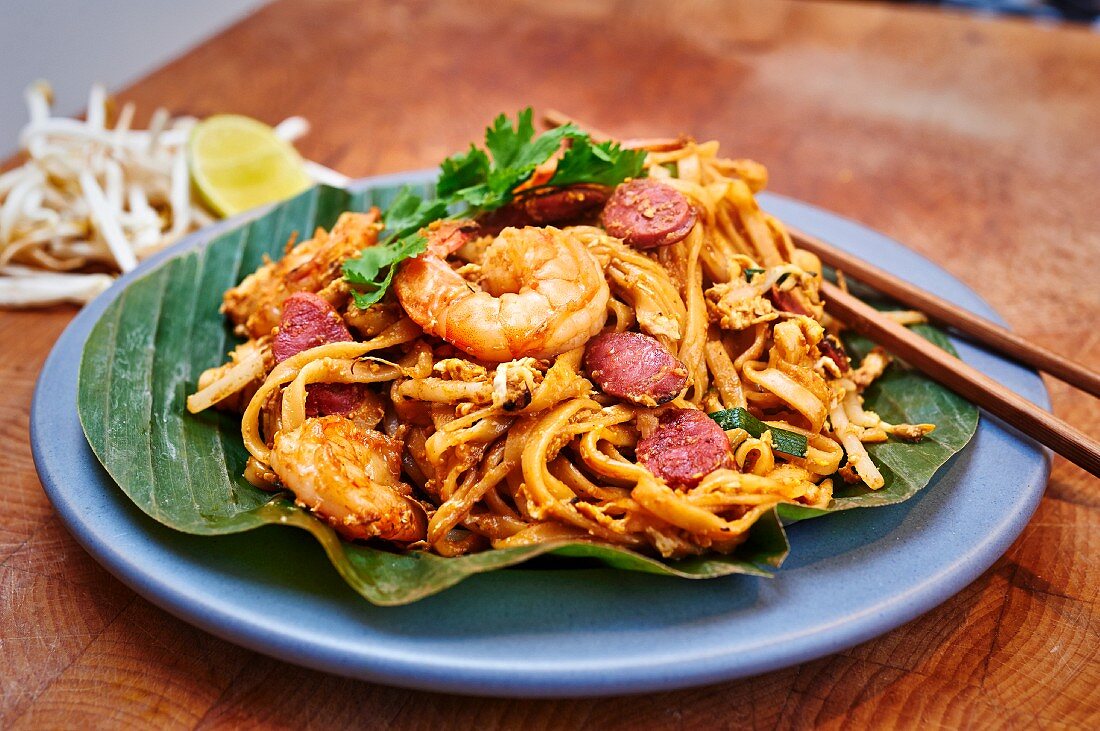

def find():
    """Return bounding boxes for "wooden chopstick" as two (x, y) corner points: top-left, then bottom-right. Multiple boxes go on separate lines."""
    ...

(790, 226), (1100, 399)
(823, 281), (1100, 476)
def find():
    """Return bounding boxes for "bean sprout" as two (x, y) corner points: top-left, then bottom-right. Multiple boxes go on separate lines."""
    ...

(0, 81), (340, 308)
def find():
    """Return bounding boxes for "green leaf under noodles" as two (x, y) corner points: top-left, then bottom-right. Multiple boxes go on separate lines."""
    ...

(76, 181), (976, 605)
(776, 326), (979, 522)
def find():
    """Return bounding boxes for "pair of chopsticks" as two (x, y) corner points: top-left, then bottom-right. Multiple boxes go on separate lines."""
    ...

(796, 231), (1100, 477)
(541, 110), (1100, 476)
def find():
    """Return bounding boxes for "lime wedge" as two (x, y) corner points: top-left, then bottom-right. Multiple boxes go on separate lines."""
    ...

(188, 115), (313, 216)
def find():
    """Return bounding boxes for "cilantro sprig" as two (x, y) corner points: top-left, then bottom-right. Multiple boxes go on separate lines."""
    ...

(343, 108), (648, 308)
(342, 188), (447, 307)
(436, 108), (646, 214)
(379, 188), (449, 239)
(548, 138), (648, 188)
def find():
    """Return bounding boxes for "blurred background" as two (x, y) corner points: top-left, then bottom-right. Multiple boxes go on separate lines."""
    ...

(1, 0), (1098, 154)
(0, 0), (265, 152)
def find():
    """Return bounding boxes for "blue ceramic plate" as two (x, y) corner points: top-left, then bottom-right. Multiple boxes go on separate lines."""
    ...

(32, 170), (1049, 697)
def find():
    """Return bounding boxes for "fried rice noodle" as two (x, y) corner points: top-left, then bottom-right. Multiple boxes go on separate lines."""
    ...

(190, 138), (931, 558)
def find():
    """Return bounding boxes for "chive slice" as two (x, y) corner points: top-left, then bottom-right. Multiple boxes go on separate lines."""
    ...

(709, 407), (809, 458)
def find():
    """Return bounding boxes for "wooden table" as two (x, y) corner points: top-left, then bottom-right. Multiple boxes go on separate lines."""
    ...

(3, 0), (1097, 726)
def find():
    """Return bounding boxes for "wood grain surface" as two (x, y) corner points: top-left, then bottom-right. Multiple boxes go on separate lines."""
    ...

(3, 0), (1098, 727)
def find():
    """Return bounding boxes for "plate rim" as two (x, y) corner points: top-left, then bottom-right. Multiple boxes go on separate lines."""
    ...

(31, 170), (1051, 697)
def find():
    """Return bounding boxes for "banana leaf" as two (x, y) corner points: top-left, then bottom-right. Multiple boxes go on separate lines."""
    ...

(77, 182), (975, 605)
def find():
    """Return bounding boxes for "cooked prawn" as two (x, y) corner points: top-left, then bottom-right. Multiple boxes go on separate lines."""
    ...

(223, 210), (382, 338)
(394, 225), (609, 361)
(268, 415), (427, 542)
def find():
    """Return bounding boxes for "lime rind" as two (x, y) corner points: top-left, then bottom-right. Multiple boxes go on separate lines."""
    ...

(189, 114), (313, 217)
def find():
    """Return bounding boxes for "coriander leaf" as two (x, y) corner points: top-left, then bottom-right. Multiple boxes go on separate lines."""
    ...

(343, 187), (446, 308)
(482, 109), (585, 171)
(485, 109), (536, 169)
(342, 246), (396, 287)
(549, 138), (647, 187)
(436, 109), (649, 216)
(436, 108), (587, 213)
(449, 183), (498, 209)
(511, 124), (583, 171)
(382, 187), (448, 239)
(344, 232), (428, 308)
(437, 146), (489, 199)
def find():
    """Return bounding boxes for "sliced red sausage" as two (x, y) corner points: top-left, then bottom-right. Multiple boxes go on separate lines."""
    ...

(584, 331), (688, 406)
(478, 184), (610, 234)
(273, 291), (366, 417)
(637, 408), (731, 489)
(274, 292), (354, 362)
(766, 286), (809, 316)
(300, 383), (367, 418)
(601, 178), (697, 249)
(518, 184), (610, 224)
(818, 334), (850, 373)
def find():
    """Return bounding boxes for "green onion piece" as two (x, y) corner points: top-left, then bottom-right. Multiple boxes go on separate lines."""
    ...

(661, 162), (679, 178)
(743, 267), (765, 279)
(708, 407), (809, 458)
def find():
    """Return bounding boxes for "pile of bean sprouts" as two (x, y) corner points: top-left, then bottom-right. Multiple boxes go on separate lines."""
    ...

(0, 82), (347, 308)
